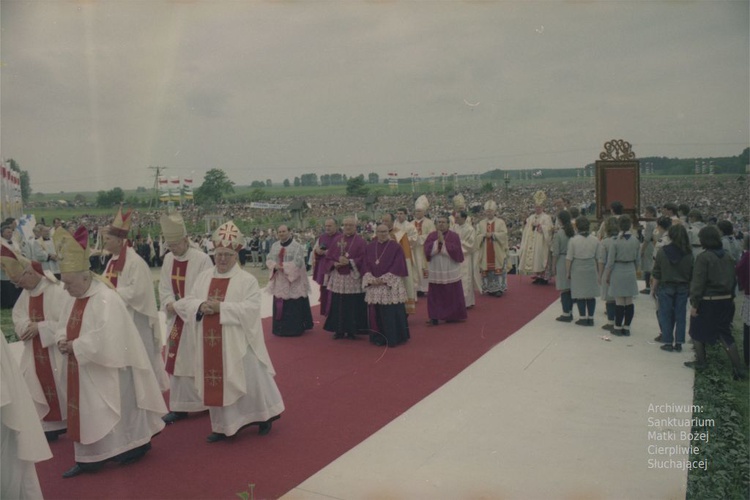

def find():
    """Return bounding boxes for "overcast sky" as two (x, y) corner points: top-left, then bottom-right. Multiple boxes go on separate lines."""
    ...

(2, 0), (748, 193)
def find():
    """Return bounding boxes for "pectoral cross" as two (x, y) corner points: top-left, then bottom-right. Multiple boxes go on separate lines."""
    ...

(205, 369), (222, 387)
(337, 238), (347, 257)
(204, 328), (221, 348)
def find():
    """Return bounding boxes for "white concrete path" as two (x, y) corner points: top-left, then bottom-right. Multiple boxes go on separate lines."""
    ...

(282, 288), (696, 500)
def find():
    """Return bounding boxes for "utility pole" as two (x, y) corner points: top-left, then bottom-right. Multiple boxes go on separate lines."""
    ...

(148, 166), (167, 210)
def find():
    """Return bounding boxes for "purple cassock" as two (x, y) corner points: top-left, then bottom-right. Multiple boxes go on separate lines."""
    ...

(313, 231), (341, 316)
(363, 239), (408, 279)
(322, 233), (369, 338)
(362, 239), (411, 347)
(423, 229), (467, 322)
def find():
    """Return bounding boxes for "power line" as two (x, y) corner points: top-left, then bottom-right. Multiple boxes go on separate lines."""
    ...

(147, 166), (167, 210)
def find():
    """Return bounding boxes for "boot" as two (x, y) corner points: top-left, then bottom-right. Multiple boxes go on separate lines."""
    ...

(684, 341), (707, 370)
(726, 343), (748, 381)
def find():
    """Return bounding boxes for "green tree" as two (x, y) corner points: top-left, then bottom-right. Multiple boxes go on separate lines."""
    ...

(293, 177), (301, 187)
(96, 187), (125, 207)
(300, 173), (318, 186)
(346, 175), (369, 197)
(250, 180), (265, 188)
(283, 179), (291, 187)
(481, 182), (494, 193)
(266, 179), (272, 187)
(368, 172), (379, 184)
(194, 168), (235, 204)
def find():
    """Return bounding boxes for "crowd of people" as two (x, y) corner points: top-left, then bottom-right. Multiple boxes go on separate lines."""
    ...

(1, 174), (749, 496)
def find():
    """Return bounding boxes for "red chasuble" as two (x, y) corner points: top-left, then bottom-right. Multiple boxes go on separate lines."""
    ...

(66, 297), (90, 442)
(29, 295), (62, 421)
(202, 278), (230, 406)
(165, 259), (189, 374)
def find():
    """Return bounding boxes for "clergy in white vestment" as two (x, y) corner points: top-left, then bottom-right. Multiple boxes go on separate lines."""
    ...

(174, 221), (285, 443)
(54, 226), (167, 478)
(476, 201), (510, 297)
(2, 246), (69, 441)
(102, 207), (169, 391)
(451, 210), (478, 308)
(518, 190), (554, 284)
(158, 211), (214, 424)
(408, 196), (435, 295)
(1, 333), (53, 500)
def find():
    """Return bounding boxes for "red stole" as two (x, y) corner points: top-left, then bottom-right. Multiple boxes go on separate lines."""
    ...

(29, 295), (62, 421)
(202, 278), (230, 406)
(165, 259), (189, 374)
(485, 221), (497, 272)
(66, 297), (90, 442)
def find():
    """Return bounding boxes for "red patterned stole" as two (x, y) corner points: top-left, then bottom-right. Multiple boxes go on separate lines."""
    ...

(202, 278), (230, 406)
(485, 221), (496, 272)
(29, 295), (62, 421)
(66, 297), (90, 442)
(165, 259), (189, 374)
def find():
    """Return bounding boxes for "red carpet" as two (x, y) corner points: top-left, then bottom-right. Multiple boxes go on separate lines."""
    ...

(36, 279), (558, 499)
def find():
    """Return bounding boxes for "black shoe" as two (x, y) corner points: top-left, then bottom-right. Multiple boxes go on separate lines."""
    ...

(575, 319), (589, 326)
(556, 315), (573, 323)
(332, 333), (344, 340)
(206, 432), (227, 443)
(162, 411), (188, 424)
(654, 334), (664, 342)
(612, 329), (624, 336)
(45, 430), (61, 442)
(117, 442), (152, 465)
(660, 344), (674, 352)
(345, 333), (358, 340)
(640, 289), (650, 295)
(62, 464), (85, 479)
(601, 324), (614, 331)
(587, 319), (594, 326)
(621, 329), (631, 337)
(62, 462), (101, 479)
(258, 415), (281, 436)
(674, 344), (682, 352)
